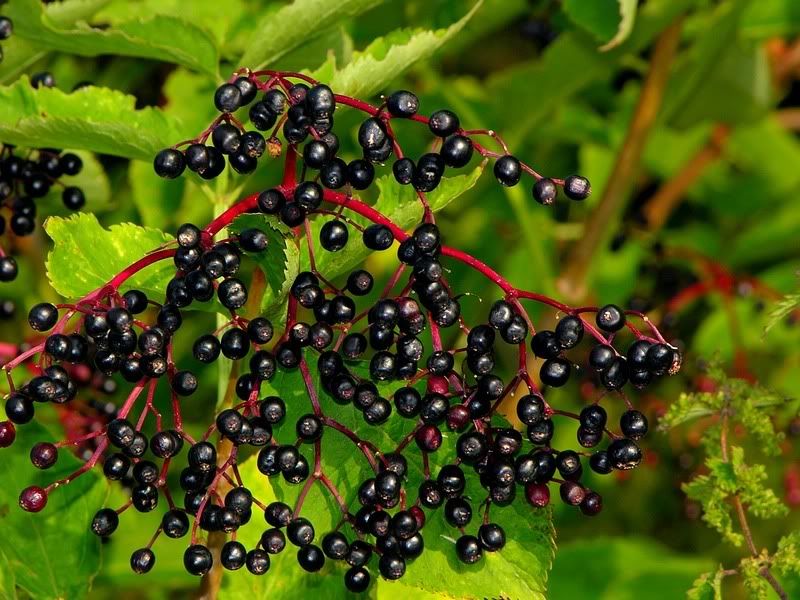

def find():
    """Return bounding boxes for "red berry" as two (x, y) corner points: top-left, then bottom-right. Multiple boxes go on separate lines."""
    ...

(525, 483), (550, 507)
(19, 486), (48, 512)
(0, 421), (16, 447)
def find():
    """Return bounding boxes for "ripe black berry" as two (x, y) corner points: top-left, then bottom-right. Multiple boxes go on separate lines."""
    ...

(607, 438), (642, 470)
(494, 155), (521, 186)
(428, 109), (459, 137)
(387, 90), (419, 117)
(153, 148), (185, 179)
(362, 224), (394, 250)
(564, 175), (591, 200)
(214, 83), (242, 112)
(441, 135), (473, 168)
(540, 358), (571, 387)
(455, 535), (482, 564)
(130, 548), (156, 574)
(596, 304), (625, 332)
(184, 544), (213, 576)
(532, 177), (557, 205)
(620, 410), (648, 440)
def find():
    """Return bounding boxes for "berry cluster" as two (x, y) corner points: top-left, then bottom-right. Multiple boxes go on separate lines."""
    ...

(2, 70), (678, 592)
(0, 142), (85, 284)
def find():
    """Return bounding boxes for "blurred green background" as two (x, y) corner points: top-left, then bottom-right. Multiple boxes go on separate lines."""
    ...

(0, 0), (799, 598)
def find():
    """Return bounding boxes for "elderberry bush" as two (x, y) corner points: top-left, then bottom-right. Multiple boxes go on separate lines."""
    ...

(2, 70), (679, 592)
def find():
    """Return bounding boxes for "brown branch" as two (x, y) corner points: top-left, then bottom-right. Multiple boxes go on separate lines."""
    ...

(557, 18), (684, 302)
(642, 124), (729, 231)
(775, 108), (800, 131)
(720, 407), (788, 600)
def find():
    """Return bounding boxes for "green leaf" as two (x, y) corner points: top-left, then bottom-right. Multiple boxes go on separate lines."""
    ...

(6, 0), (219, 76)
(320, 2), (481, 98)
(228, 214), (300, 316)
(661, 0), (753, 128)
(774, 532), (800, 577)
(740, 553), (772, 600)
(93, 0), (246, 48)
(239, 0), (386, 71)
(302, 164), (485, 285)
(0, 0), (110, 83)
(728, 447), (787, 521)
(44, 213), (173, 299)
(223, 361), (553, 600)
(0, 418), (107, 599)
(742, 0), (800, 39)
(765, 291), (800, 334)
(687, 567), (725, 600)
(0, 550), (17, 600)
(0, 78), (186, 161)
(683, 469), (743, 546)
(562, 0), (638, 50)
(128, 160), (186, 229)
(550, 537), (713, 600)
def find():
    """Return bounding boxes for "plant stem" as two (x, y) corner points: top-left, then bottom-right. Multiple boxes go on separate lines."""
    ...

(557, 18), (684, 302)
(642, 124), (728, 231)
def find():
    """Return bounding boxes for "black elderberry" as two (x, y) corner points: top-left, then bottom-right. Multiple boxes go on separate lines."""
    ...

(212, 123), (242, 155)
(494, 155), (522, 186)
(362, 223), (394, 250)
(130, 548), (156, 574)
(531, 330), (560, 359)
(589, 344), (616, 371)
(0, 256), (18, 282)
(555, 315), (584, 348)
(532, 177), (557, 205)
(645, 343), (675, 375)
(428, 109), (459, 137)
(440, 131), (475, 169)
(320, 158), (347, 188)
(280, 201), (306, 227)
(214, 83), (242, 113)
(347, 159), (375, 189)
(527, 418), (554, 445)
(600, 357), (628, 390)
(455, 535), (482, 564)
(162, 509), (190, 538)
(153, 148), (185, 179)
(378, 552), (406, 580)
(239, 228), (268, 253)
(620, 410), (649, 440)
(607, 438), (642, 470)
(103, 453), (130, 480)
(540, 358), (571, 387)
(62, 186), (86, 210)
(261, 528), (286, 554)
(580, 491), (603, 516)
(580, 404), (607, 432)
(564, 175), (591, 200)
(219, 540), (246, 571)
(230, 151), (260, 177)
(321, 531), (349, 560)
(0, 17), (13, 41)
(596, 304), (625, 332)
(345, 566), (370, 592)
(28, 302), (58, 332)
(184, 545), (213, 576)
(287, 517), (315, 547)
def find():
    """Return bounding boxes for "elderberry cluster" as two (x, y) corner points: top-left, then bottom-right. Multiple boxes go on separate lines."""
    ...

(2, 71), (679, 594)
(0, 74), (85, 288)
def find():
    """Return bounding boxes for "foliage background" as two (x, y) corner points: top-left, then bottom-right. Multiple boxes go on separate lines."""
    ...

(0, 0), (799, 598)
